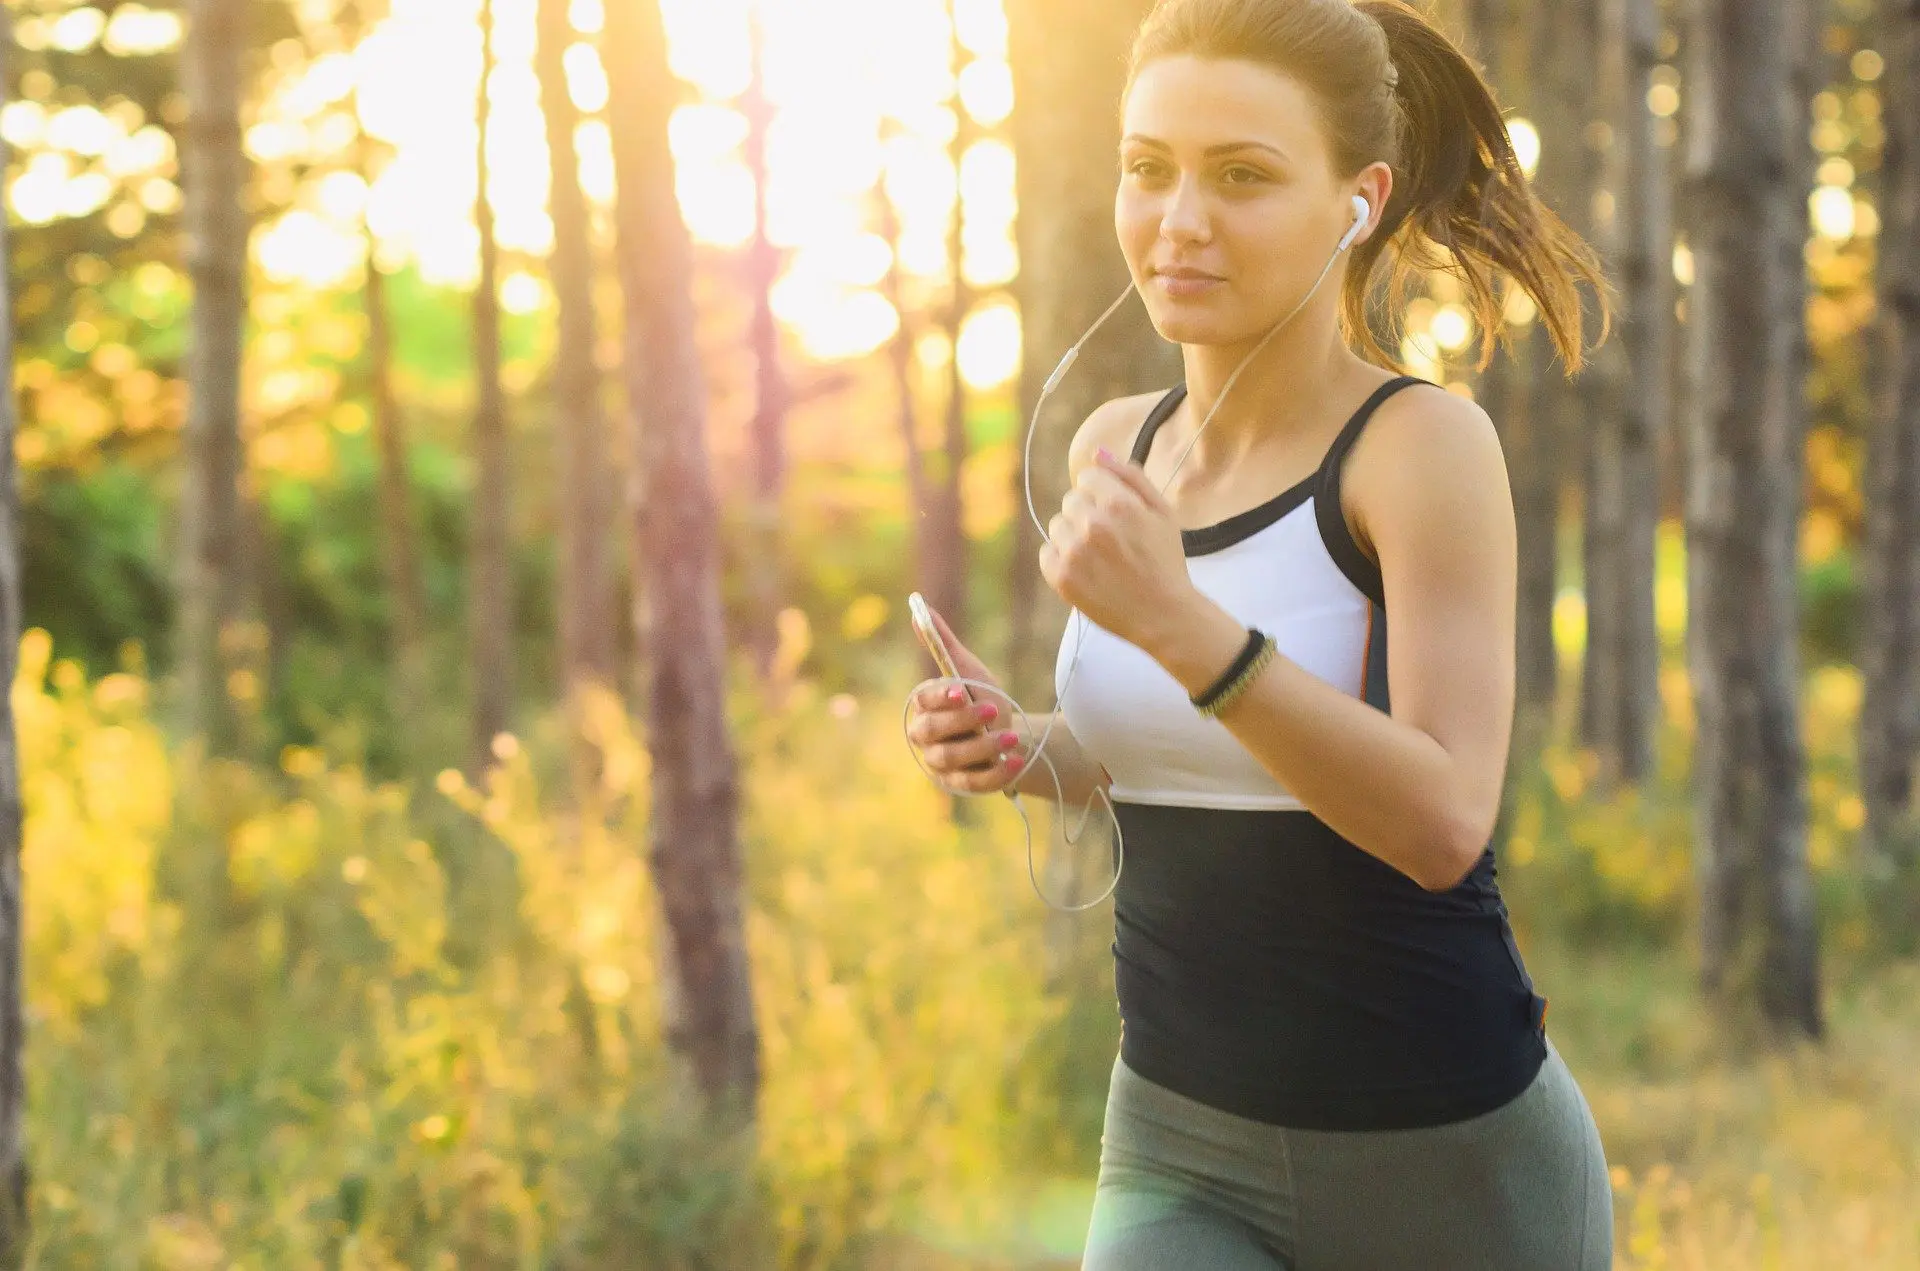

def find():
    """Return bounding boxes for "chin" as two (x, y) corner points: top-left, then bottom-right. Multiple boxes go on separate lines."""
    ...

(1143, 301), (1246, 348)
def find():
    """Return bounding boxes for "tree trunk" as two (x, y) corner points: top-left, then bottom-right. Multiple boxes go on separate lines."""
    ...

(469, 0), (514, 775)
(0, 16), (30, 1252)
(363, 225), (429, 737)
(178, 0), (249, 751)
(741, 17), (788, 682)
(875, 168), (932, 606)
(604, 0), (760, 1121)
(1468, 0), (1556, 771)
(535, 0), (616, 722)
(1004, 0), (1174, 704)
(1860, 0), (1920, 866)
(930, 5), (974, 643)
(1582, 0), (1667, 785)
(1680, 0), (1822, 1038)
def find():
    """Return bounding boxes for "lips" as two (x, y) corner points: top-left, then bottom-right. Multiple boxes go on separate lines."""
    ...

(1153, 266), (1225, 282)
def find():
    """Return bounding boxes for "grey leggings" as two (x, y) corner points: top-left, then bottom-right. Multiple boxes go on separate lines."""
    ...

(1083, 1041), (1612, 1270)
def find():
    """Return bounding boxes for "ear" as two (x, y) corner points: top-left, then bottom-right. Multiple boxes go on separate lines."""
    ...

(1348, 162), (1394, 248)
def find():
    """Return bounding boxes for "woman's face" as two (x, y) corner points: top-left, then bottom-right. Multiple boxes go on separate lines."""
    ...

(1117, 56), (1371, 347)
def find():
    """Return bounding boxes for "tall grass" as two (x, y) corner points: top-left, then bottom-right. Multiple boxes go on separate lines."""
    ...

(13, 585), (1920, 1267)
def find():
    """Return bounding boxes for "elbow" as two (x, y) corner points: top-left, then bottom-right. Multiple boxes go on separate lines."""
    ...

(1411, 813), (1492, 893)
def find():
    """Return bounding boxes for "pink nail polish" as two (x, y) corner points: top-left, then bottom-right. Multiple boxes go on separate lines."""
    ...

(948, 687), (965, 703)
(1006, 755), (1026, 772)
(999, 731), (1019, 748)
(978, 703), (999, 722)
(1096, 446), (1115, 464)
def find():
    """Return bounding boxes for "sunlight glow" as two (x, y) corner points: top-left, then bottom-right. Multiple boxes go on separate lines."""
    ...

(1507, 118), (1540, 178)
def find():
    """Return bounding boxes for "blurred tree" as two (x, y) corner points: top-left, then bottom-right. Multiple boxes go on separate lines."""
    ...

(604, 0), (760, 1126)
(0, 15), (27, 1254)
(1861, 9), (1920, 870)
(740, 13), (788, 681)
(927, 3), (975, 644)
(176, 0), (251, 750)
(1465, 0), (1559, 748)
(469, 0), (513, 774)
(347, 0), (429, 755)
(1581, 0), (1667, 785)
(874, 140), (933, 617)
(535, 0), (617, 728)
(1004, 0), (1174, 702)
(1680, 0), (1822, 1037)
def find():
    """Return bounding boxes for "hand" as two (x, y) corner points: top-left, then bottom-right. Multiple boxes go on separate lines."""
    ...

(905, 604), (1027, 795)
(1038, 447), (1199, 651)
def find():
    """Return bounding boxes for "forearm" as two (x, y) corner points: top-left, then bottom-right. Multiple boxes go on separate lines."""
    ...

(1009, 713), (1110, 806)
(1141, 597), (1484, 891)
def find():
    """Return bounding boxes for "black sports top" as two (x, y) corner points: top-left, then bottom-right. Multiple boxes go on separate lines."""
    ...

(1056, 377), (1549, 1131)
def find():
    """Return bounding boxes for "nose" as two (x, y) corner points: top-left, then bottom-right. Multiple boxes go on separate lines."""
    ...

(1158, 172), (1211, 248)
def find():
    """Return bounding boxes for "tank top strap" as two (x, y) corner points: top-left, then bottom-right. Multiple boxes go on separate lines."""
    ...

(1312, 375), (1433, 607)
(1128, 384), (1188, 464)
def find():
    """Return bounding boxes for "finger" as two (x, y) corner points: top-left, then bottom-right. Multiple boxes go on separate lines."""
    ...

(914, 681), (969, 713)
(1094, 447), (1170, 510)
(914, 705), (996, 748)
(928, 729), (1019, 774)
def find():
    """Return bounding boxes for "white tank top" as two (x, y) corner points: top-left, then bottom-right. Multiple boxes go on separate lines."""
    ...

(1055, 377), (1424, 811)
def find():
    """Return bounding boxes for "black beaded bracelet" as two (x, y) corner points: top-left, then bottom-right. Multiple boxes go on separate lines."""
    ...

(1190, 627), (1269, 713)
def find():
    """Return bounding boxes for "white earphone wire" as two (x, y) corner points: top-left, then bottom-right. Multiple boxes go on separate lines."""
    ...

(905, 196), (1370, 912)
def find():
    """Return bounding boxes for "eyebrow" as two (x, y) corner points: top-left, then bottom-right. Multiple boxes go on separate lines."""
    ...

(1120, 135), (1291, 163)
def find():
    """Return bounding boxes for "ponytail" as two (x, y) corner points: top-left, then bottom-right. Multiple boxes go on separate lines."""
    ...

(1129, 0), (1611, 374)
(1353, 0), (1608, 373)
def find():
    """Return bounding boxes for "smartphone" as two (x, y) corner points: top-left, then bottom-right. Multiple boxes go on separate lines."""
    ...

(907, 592), (967, 690)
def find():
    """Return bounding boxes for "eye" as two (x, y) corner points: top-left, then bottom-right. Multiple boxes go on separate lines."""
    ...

(1123, 156), (1173, 183)
(1219, 164), (1268, 185)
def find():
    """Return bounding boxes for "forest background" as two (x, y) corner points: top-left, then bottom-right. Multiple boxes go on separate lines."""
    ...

(0, 0), (1917, 1265)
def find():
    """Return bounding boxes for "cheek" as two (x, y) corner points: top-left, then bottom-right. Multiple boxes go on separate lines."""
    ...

(1114, 193), (1156, 260)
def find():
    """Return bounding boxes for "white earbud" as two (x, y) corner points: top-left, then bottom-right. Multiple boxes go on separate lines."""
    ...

(1338, 194), (1371, 252)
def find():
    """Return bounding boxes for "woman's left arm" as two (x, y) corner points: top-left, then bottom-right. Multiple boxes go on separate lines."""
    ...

(1114, 392), (1517, 892)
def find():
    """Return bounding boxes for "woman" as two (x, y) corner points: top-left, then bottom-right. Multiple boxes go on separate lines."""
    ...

(905, 0), (1613, 1266)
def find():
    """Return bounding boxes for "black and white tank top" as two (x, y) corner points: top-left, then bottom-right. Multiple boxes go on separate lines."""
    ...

(1054, 376), (1549, 1132)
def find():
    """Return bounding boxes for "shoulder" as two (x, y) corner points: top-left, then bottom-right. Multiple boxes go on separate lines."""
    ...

(1343, 381), (1512, 563)
(1066, 389), (1176, 485)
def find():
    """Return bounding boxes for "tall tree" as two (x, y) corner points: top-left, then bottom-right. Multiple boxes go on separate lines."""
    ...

(1860, 0), (1920, 868)
(1680, 0), (1822, 1037)
(603, 0), (760, 1119)
(740, 14), (789, 679)
(535, 0), (616, 714)
(875, 148), (933, 610)
(347, 0), (430, 751)
(469, 0), (513, 774)
(928, 4), (975, 642)
(1466, 0), (1560, 741)
(177, 0), (250, 750)
(1581, 0), (1667, 785)
(0, 15), (29, 1253)
(1004, 0), (1174, 702)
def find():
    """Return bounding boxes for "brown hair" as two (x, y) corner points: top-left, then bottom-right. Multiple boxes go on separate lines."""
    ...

(1127, 0), (1610, 374)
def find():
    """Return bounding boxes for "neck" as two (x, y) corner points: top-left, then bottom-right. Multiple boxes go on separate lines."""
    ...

(1173, 308), (1356, 473)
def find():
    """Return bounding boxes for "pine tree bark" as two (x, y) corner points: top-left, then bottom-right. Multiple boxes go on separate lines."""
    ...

(1004, 0), (1175, 705)
(178, 0), (249, 751)
(604, 0), (759, 1120)
(469, 0), (514, 774)
(1680, 0), (1822, 1037)
(535, 0), (616, 719)
(1467, 0), (1556, 778)
(0, 15), (30, 1252)
(1860, 0), (1920, 871)
(1582, 0), (1667, 785)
